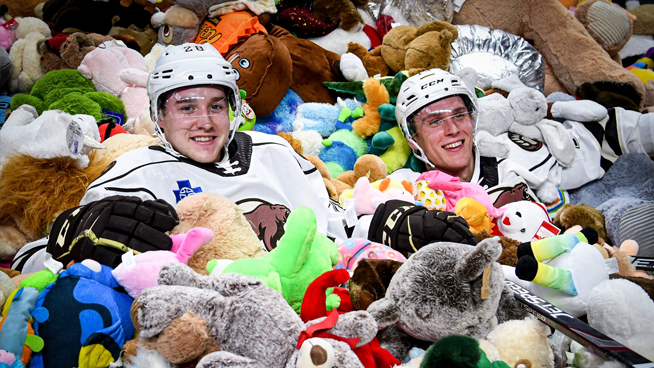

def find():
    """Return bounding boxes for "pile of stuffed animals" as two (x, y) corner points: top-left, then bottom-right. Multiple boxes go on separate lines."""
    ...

(0, 0), (653, 367)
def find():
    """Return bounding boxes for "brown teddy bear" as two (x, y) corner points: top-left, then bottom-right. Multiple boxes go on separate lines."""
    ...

(38, 33), (101, 74)
(553, 203), (608, 242)
(574, 0), (633, 65)
(0, 133), (159, 262)
(381, 20), (458, 76)
(304, 154), (388, 201)
(168, 192), (266, 275)
(347, 42), (389, 78)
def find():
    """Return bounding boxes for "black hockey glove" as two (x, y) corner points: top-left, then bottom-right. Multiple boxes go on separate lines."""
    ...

(368, 199), (478, 258)
(47, 196), (179, 268)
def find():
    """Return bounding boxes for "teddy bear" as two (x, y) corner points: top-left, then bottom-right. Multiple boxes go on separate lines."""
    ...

(451, 0), (651, 107)
(380, 20), (458, 76)
(225, 24), (367, 116)
(8, 16), (51, 93)
(552, 203), (608, 242)
(37, 32), (112, 74)
(366, 237), (529, 361)
(0, 0), (41, 17)
(574, 0), (634, 65)
(347, 42), (389, 78)
(167, 192), (266, 276)
(129, 262), (374, 367)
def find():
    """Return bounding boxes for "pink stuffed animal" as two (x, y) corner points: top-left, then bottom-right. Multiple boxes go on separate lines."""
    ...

(416, 170), (505, 219)
(77, 42), (150, 121)
(0, 18), (16, 51)
(352, 176), (415, 216)
(111, 227), (213, 298)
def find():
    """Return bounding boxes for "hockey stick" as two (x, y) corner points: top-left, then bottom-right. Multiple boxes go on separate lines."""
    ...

(506, 280), (654, 368)
(630, 256), (654, 273)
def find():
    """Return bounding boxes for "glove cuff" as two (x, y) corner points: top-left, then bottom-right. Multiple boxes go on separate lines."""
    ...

(368, 200), (425, 250)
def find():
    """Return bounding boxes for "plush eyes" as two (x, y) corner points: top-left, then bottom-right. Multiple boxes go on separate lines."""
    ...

(516, 212), (522, 217)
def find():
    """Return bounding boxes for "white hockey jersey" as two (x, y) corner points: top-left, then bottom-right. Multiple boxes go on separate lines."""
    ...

(82, 131), (348, 250)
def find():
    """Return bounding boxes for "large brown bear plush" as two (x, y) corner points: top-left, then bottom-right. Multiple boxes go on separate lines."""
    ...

(452, 0), (651, 107)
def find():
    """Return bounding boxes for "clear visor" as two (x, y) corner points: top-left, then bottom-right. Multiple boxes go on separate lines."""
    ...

(158, 86), (231, 123)
(408, 106), (474, 138)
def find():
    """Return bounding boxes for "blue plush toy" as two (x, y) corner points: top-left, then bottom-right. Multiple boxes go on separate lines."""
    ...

(31, 261), (135, 368)
(319, 140), (357, 178)
(254, 90), (304, 135)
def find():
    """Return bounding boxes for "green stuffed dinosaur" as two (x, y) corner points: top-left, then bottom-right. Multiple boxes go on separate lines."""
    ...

(11, 69), (125, 120)
(207, 206), (340, 314)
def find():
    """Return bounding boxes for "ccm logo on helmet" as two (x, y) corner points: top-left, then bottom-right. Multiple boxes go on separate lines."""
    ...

(421, 78), (444, 89)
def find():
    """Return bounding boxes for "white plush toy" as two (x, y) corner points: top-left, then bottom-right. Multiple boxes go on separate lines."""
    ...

(8, 17), (52, 93)
(475, 75), (607, 202)
(0, 105), (105, 171)
(503, 229), (609, 318)
(495, 201), (553, 242)
(586, 279), (654, 361)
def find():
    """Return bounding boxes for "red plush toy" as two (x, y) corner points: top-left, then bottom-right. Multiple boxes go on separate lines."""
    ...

(299, 269), (401, 368)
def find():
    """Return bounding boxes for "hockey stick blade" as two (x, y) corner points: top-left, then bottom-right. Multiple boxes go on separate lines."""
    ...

(506, 280), (654, 368)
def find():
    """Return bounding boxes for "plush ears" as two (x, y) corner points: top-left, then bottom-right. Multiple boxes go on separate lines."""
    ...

(495, 201), (552, 242)
(553, 203), (607, 242)
(381, 20), (458, 76)
(112, 227), (212, 298)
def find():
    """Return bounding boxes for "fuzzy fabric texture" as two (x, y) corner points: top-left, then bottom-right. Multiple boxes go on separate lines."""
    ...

(553, 204), (607, 241)
(367, 238), (511, 360)
(569, 153), (654, 246)
(136, 263), (305, 367)
(485, 317), (554, 368)
(0, 151), (106, 254)
(169, 192), (265, 275)
(122, 346), (175, 368)
(586, 279), (654, 361)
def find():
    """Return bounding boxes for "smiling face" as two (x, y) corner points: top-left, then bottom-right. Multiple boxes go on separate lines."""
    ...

(158, 85), (231, 163)
(412, 96), (475, 182)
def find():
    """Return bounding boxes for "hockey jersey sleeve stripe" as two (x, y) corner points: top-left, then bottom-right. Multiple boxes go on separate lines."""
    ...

(603, 110), (623, 156)
(87, 160), (180, 191)
(104, 187), (158, 200)
(529, 153), (553, 172)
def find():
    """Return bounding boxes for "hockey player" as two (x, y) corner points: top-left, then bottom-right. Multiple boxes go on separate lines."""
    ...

(392, 68), (654, 207)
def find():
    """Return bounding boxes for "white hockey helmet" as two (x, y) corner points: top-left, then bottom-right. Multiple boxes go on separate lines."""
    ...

(147, 43), (243, 147)
(395, 69), (479, 167)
